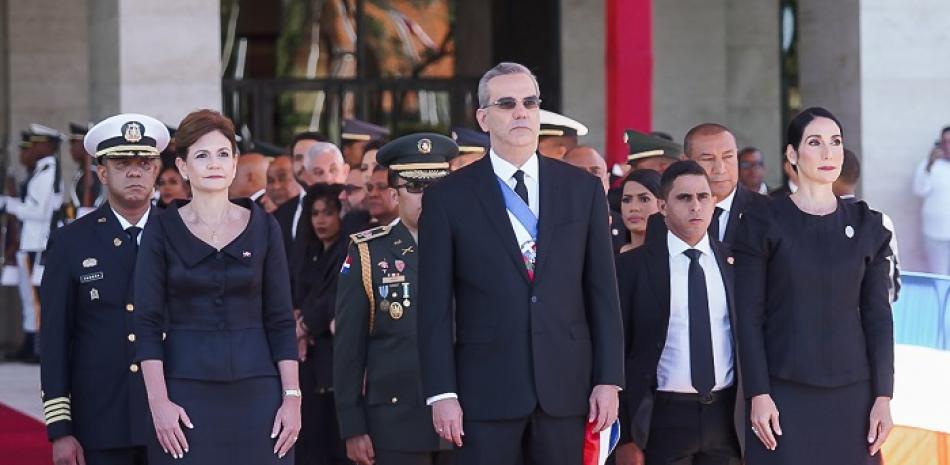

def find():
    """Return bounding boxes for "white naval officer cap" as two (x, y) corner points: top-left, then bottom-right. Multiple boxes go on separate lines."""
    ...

(28, 123), (64, 142)
(84, 113), (170, 161)
(539, 109), (589, 137)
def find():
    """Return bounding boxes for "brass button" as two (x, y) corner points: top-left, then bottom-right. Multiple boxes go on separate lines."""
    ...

(129, 364), (139, 373)
(127, 333), (136, 342)
(390, 397), (398, 404)
(126, 303), (134, 312)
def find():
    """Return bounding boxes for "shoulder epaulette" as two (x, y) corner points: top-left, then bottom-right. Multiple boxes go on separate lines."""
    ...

(349, 225), (391, 244)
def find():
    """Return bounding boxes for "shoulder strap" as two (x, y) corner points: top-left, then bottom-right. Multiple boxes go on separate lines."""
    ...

(357, 242), (376, 335)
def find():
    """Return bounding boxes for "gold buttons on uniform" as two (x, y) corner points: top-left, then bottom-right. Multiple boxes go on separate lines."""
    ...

(391, 397), (398, 404)
(127, 333), (136, 342)
(126, 303), (134, 312)
(129, 364), (139, 373)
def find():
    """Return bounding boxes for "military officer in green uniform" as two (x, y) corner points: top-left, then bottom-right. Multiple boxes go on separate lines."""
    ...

(334, 133), (456, 465)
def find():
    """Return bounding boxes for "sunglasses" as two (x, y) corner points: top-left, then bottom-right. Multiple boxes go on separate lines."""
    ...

(484, 96), (542, 111)
(395, 181), (430, 194)
(365, 182), (392, 193)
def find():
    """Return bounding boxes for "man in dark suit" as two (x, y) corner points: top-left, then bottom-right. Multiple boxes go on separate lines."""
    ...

(417, 62), (624, 465)
(40, 113), (169, 465)
(615, 161), (742, 465)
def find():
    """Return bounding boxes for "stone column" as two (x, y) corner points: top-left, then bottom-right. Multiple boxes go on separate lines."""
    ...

(561, 0), (606, 155)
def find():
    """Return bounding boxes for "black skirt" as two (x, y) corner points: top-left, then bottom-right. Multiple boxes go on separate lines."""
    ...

(745, 378), (880, 465)
(147, 376), (293, 465)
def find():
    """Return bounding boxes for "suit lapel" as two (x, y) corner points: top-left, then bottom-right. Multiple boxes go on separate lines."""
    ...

(468, 157), (530, 283)
(93, 205), (136, 275)
(723, 187), (745, 243)
(390, 222), (418, 277)
(645, 239), (672, 331)
(710, 239), (737, 344)
(533, 156), (557, 278)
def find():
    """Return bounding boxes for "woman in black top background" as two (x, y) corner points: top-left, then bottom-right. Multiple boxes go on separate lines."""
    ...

(734, 107), (894, 464)
(135, 109), (300, 464)
(617, 169), (661, 254)
(290, 182), (351, 465)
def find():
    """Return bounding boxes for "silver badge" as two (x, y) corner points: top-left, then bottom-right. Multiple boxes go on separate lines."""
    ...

(90, 288), (100, 301)
(845, 225), (855, 238)
(82, 258), (98, 268)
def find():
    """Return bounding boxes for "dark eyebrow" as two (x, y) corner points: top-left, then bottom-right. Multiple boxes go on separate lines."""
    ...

(675, 193), (693, 201)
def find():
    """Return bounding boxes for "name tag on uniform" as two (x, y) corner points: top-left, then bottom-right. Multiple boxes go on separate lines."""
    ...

(80, 272), (104, 283)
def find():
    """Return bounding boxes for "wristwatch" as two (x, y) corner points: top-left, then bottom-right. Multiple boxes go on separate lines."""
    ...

(283, 389), (302, 398)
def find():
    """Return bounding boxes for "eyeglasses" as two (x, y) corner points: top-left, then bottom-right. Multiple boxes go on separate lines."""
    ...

(395, 181), (430, 194)
(739, 161), (764, 169)
(343, 184), (365, 194)
(365, 182), (392, 193)
(484, 96), (542, 111)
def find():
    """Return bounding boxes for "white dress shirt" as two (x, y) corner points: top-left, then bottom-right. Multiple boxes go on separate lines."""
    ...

(112, 207), (150, 246)
(250, 188), (266, 202)
(714, 187), (736, 242)
(290, 193), (306, 240)
(425, 149), (541, 406)
(657, 231), (734, 393)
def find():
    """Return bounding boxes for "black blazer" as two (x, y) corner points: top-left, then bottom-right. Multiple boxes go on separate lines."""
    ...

(40, 205), (154, 449)
(615, 227), (741, 449)
(134, 198), (297, 381)
(732, 197), (894, 398)
(273, 193), (306, 260)
(417, 155), (625, 421)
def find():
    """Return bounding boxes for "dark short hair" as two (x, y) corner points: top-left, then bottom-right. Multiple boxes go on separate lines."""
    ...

(659, 160), (710, 199)
(941, 126), (950, 138)
(738, 146), (761, 158)
(683, 123), (733, 157)
(622, 169), (661, 197)
(174, 109), (237, 159)
(839, 149), (861, 185)
(786, 107), (843, 151)
(290, 131), (329, 153)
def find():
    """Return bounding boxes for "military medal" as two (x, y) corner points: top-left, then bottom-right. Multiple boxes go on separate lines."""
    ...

(378, 260), (389, 273)
(82, 258), (97, 268)
(90, 288), (100, 301)
(382, 274), (405, 284)
(401, 282), (411, 307)
(378, 285), (389, 299)
(380, 300), (391, 312)
(389, 302), (404, 320)
(520, 241), (537, 280)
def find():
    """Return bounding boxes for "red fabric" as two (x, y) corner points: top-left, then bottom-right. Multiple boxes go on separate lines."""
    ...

(582, 421), (601, 465)
(605, 0), (653, 168)
(0, 402), (51, 465)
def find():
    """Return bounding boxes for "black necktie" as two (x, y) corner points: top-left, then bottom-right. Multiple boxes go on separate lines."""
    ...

(512, 170), (529, 206)
(126, 226), (142, 252)
(709, 207), (725, 241)
(684, 248), (715, 397)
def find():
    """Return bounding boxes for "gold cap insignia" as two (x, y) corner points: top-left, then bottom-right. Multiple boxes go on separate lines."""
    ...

(122, 121), (143, 143)
(417, 138), (432, 154)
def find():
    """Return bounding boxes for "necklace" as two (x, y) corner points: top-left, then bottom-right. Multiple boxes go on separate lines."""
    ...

(194, 204), (230, 244)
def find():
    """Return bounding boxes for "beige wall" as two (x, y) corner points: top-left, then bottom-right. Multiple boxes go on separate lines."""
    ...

(652, 0), (782, 185)
(560, 0), (606, 155)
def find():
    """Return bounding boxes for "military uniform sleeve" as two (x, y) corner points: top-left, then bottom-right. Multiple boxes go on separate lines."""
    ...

(263, 215), (297, 362)
(333, 243), (370, 439)
(5, 169), (56, 221)
(134, 219), (168, 362)
(39, 228), (75, 440)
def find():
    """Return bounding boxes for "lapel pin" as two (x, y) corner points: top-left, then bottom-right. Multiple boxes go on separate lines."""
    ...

(90, 288), (100, 301)
(82, 258), (98, 268)
(845, 225), (855, 238)
(727, 256), (735, 265)
(97, 217), (107, 223)
(611, 228), (619, 236)
(243, 251), (252, 258)
(113, 237), (122, 247)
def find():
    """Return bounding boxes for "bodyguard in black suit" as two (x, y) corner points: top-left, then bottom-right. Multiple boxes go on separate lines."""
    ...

(335, 134), (457, 465)
(273, 132), (327, 259)
(40, 113), (170, 465)
(418, 63), (624, 465)
(615, 161), (742, 465)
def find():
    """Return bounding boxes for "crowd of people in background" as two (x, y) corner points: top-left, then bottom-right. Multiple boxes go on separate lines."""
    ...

(0, 60), (933, 465)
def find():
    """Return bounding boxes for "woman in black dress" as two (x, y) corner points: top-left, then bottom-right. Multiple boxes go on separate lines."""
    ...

(617, 169), (661, 254)
(135, 109), (300, 464)
(734, 107), (894, 464)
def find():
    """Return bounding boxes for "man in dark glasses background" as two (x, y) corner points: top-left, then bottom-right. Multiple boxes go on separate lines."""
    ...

(737, 146), (769, 195)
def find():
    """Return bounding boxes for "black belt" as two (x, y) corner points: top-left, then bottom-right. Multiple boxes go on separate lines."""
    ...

(655, 386), (735, 405)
